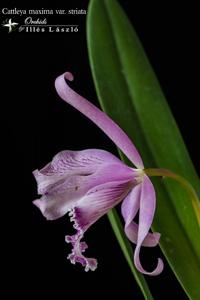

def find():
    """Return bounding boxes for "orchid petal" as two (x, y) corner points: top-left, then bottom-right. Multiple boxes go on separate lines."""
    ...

(121, 184), (141, 223)
(55, 72), (144, 168)
(122, 185), (161, 247)
(66, 180), (133, 271)
(52, 149), (123, 173)
(33, 155), (136, 221)
(76, 180), (133, 230)
(125, 222), (161, 247)
(33, 174), (96, 220)
(134, 175), (164, 275)
(33, 149), (127, 195)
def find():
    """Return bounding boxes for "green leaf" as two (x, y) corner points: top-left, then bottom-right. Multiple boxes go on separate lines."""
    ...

(87, 0), (200, 299)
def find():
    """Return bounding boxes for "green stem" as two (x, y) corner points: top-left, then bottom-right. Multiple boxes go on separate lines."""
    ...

(145, 168), (200, 227)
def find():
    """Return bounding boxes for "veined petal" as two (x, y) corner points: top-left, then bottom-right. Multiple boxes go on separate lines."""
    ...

(52, 149), (123, 174)
(66, 179), (134, 271)
(33, 149), (127, 195)
(121, 184), (141, 223)
(33, 162), (136, 221)
(33, 174), (96, 220)
(121, 185), (160, 247)
(55, 72), (144, 168)
(34, 194), (75, 221)
(134, 175), (164, 275)
(76, 180), (134, 230)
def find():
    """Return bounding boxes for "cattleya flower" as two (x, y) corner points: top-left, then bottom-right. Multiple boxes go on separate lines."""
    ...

(33, 72), (164, 275)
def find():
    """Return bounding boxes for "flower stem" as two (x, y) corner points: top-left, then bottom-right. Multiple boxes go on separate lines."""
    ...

(144, 168), (200, 227)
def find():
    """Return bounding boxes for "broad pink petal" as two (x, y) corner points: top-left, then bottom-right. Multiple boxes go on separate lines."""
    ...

(66, 180), (133, 271)
(33, 174), (96, 220)
(55, 72), (144, 168)
(33, 149), (126, 195)
(122, 186), (160, 246)
(134, 175), (164, 275)
(33, 161), (136, 221)
(52, 149), (123, 173)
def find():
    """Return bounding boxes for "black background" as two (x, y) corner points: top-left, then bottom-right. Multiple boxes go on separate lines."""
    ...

(1, 1), (199, 299)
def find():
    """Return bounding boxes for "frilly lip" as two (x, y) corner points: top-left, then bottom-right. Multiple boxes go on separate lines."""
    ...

(65, 208), (97, 272)
(64, 179), (135, 271)
(33, 149), (138, 272)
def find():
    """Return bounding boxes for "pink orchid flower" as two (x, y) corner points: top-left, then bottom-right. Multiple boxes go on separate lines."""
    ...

(33, 72), (164, 275)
